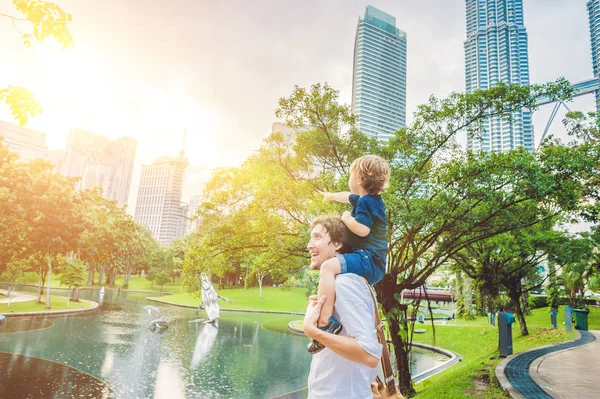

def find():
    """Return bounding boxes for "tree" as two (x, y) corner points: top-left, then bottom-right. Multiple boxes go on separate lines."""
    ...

(452, 218), (564, 336)
(59, 255), (85, 304)
(1, 0), (73, 125)
(181, 80), (598, 396)
(154, 270), (170, 292)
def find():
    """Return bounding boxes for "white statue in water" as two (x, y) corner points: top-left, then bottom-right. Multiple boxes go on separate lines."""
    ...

(144, 305), (169, 330)
(197, 273), (233, 323)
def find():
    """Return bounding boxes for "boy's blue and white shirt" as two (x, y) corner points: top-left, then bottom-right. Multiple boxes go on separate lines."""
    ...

(349, 193), (387, 268)
(307, 274), (382, 399)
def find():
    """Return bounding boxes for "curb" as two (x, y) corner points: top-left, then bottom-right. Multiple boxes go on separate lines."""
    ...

(0, 300), (99, 317)
(496, 330), (594, 399)
(145, 296), (306, 316)
(411, 342), (462, 382)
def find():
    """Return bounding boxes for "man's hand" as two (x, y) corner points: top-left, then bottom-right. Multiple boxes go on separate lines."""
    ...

(303, 295), (326, 338)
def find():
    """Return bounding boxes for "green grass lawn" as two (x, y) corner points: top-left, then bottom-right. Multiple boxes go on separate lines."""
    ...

(1, 296), (94, 313)
(414, 307), (584, 398)
(149, 286), (309, 313)
(13, 272), (181, 293)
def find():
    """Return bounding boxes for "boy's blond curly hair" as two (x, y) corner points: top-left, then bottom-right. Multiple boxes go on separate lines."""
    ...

(350, 155), (390, 195)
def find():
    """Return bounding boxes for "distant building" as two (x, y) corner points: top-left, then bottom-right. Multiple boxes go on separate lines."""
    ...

(588, 0), (600, 111)
(48, 149), (66, 173)
(351, 6), (407, 141)
(61, 129), (137, 208)
(186, 194), (203, 234)
(464, 0), (533, 152)
(0, 120), (48, 162)
(134, 148), (188, 245)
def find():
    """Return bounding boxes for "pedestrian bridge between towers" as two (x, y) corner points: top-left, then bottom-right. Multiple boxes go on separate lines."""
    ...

(534, 76), (599, 147)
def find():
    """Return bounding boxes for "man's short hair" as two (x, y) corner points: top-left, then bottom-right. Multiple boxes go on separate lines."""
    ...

(350, 155), (390, 195)
(311, 216), (350, 253)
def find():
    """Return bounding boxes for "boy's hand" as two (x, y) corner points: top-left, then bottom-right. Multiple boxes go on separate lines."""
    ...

(321, 192), (332, 202)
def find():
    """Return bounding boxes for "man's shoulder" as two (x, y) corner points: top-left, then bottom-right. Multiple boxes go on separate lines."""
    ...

(335, 274), (370, 296)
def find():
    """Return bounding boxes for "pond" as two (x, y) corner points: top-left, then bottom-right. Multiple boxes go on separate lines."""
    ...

(0, 285), (448, 398)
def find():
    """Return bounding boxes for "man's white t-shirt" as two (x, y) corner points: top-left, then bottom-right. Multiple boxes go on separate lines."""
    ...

(307, 274), (383, 399)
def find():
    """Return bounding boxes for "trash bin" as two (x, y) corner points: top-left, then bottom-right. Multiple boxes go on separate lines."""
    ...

(550, 310), (558, 329)
(498, 312), (515, 357)
(573, 309), (590, 331)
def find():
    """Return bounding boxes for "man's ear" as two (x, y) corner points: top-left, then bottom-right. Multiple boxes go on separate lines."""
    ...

(332, 241), (343, 252)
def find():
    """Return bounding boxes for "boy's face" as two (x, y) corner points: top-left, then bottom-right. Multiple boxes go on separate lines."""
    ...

(348, 172), (361, 194)
(307, 224), (342, 270)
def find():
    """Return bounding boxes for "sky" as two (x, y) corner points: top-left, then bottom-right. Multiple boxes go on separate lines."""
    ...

(0, 0), (596, 213)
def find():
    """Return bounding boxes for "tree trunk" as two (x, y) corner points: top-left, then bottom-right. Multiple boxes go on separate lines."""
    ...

(124, 269), (132, 288)
(87, 265), (94, 286)
(98, 265), (105, 286)
(37, 269), (43, 303)
(67, 290), (70, 308)
(258, 275), (263, 299)
(73, 286), (80, 302)
(46, 257), (52, 309)
(378, 275), (415, 397)
(508, 281), (529, 336)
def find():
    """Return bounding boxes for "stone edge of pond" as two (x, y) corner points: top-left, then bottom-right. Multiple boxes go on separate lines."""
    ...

(145, 296), (306, 316)
(0, 300), (99, 317)
(411, 342), (462, 382)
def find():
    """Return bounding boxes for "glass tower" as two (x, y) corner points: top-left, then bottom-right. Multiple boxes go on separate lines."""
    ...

(464, 0), (534, 152)
(588, 0), (600, 111)
(351, 6), (407, 141)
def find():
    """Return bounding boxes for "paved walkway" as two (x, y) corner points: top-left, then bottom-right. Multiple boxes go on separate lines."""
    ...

(498, 330), (598, 399)
(0, 289), (37, 304)
(531, 330), (600, 398)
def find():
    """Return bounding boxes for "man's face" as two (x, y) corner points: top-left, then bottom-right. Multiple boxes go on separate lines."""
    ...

(307, 224), (341, 270)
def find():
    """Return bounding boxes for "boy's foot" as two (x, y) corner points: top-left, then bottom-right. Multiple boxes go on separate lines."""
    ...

(307, 317), (343, 355)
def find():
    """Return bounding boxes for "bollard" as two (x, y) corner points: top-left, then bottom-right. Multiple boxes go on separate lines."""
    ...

(488, 312), (496, 327)
(550, 310), (558, 329)
(564, 306), (573, 332)
(498, 312), (515, 357)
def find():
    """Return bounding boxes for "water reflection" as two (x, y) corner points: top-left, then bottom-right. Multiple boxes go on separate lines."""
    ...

(191, 322), (218, 368)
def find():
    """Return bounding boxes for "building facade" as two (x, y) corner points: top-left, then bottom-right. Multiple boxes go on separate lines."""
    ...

(351, 6), (407, 141)
(61, 129), (137, 208)
(0, 120), (48, 162)
(588, 0), (600, 111)
(464, 0), (533, 152)
(134, 152), (188, 245)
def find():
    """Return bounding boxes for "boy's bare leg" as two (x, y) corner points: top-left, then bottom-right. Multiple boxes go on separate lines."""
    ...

(317, 257), (341, 327)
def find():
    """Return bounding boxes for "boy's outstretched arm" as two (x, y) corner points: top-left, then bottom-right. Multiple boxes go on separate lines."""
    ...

(341, 211), (371, 237)
(322, 191), (352, 204)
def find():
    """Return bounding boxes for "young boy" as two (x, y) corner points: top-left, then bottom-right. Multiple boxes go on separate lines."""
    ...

(308, 154), (390, 354)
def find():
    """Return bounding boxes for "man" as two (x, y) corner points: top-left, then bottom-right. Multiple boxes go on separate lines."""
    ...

(303, 216), (382, 398)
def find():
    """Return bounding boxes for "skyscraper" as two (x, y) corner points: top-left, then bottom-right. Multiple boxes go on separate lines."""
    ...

(351, 6), (407, 141)
(0, 120), (48, 162)
(588, 0), (600, 111)
(134, 147), (188, 245)
(464, 0), (533, 152)
(61, 129), (137, 208)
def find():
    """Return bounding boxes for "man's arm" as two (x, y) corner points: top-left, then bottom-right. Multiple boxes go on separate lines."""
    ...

(303, 295), (379, 368)
(305, 323), (379, 368)
(322, 192), (352, 204)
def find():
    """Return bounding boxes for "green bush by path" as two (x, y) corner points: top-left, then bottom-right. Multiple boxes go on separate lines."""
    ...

(149, 287), (308, 313)
(1, 296), (94, 313)
(413, 307), (581, 398)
